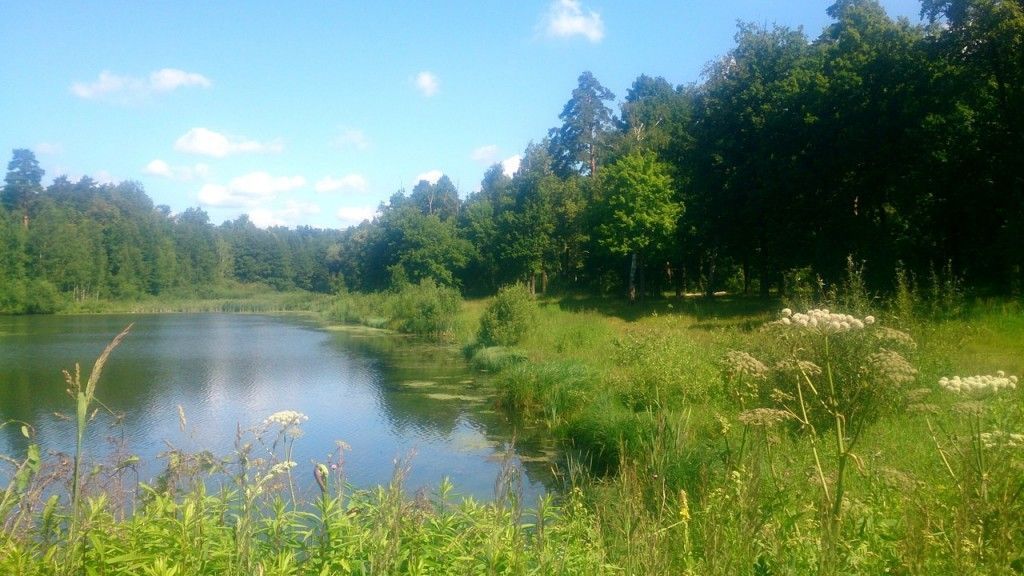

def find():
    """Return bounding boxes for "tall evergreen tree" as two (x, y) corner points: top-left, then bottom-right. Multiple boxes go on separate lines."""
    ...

(548, 71), (616, 178)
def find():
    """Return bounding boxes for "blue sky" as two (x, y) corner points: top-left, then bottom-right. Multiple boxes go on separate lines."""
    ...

(1, 1), (923, 229)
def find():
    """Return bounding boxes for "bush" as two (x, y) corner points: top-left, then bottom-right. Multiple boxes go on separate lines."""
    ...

(24, 279), (62, 314)
(386, 279), (461, 339)
(478, 284), (537, 346)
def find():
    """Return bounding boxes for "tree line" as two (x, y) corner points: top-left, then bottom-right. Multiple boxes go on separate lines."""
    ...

(2, 0), (1021, 312)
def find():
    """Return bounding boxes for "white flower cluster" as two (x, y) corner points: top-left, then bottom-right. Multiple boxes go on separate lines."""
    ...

(938, 371), (1018, 393)
(264, 410), (309, 428)
(775, 308), (875, 333)
(979, 431), (1024, 449)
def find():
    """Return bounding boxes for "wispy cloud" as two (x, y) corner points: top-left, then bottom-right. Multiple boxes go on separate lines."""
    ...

(415, 169), (443, 185)
(415, 71), (440, 97)
(71, 68), (211, 102)
(174, 127), (283, 158)
(198, 171), (306, 208)
(333, 128), (370, 150)
(470, 144), (500, 164)
(315, 174), (368, 193)
(541, 0), (604, 42)
(144, 159), (210, 181)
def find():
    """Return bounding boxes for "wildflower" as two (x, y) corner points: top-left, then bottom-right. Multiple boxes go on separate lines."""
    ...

(906, 403), (939, 415)
(872, 326), (917, 350)
(723, 350), (769, 379)
(906, 388), (931, 402)
(938, 372), (1018, 394)
(264, 410), (309, 427)
(770, 308), (875, 334)
(263, 410), (309, 439)
(863, 349), (918, 387)
(738, 408), (793, 427)
(979, 430), (1024, 449)
(952, 401), (987, 415)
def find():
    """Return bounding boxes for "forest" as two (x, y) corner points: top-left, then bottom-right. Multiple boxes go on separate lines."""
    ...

(1, 0), (1021, 312)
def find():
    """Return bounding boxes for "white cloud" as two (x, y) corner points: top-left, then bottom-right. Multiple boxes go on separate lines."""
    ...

(315, 174), (368, 193)
(198, 171), (306, 208)
(336, 206), (377, 227)
(149, 68), (211, 91)
(415, 169), (443, 185)
(501, 155), (522, 177)
(542, 0), (604, 42)
(470, 144), (500, 164)
(249, 201), (322, 228)
(174, 127), (283, 158)
(144, 159), (173, 178)
(71, 68), (210, 101)
(144, 159), (210, 181)
(415, 71), (440, 97)
(333, 128), (370, 150)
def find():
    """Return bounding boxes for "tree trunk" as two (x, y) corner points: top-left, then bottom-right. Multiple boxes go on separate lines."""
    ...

(628, 252), (638, 302)
(705, 248), (720, 298)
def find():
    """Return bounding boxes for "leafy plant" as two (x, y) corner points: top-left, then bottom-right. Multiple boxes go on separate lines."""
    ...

(478, 283), (538, 346)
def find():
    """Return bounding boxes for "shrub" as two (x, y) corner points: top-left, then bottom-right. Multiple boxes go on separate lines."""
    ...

(478, 284), (538, 346)
(386, 279), (461, 339)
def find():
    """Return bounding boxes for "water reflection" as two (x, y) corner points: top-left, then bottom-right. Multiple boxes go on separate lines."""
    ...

(0, 314), (554, 501)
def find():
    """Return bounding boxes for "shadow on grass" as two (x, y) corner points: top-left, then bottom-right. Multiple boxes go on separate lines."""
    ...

(551, 291), (780, 325)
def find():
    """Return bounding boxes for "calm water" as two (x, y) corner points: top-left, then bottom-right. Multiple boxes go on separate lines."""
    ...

(0, 314), (553, 501)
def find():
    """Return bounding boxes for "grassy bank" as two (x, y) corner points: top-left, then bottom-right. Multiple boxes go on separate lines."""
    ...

(460, 293), (1023, 574)
(2, 289), (1022, 574)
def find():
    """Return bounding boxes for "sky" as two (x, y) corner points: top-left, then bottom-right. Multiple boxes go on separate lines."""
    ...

(1, 0), (924, 229)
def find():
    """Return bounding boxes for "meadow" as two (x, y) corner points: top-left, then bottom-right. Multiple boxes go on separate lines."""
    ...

(1, 280), (1022, 575)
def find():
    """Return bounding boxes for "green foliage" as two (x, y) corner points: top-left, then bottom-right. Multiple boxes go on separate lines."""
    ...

(22, 279), (62, 314)
(596, 152), (680, 258)
(386, 279), (462, 339)
(478, 284), (538, 346)
(548, 71), (616, 178)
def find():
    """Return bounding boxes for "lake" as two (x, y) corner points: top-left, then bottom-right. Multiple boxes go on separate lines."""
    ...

(0, 314), (554, 502)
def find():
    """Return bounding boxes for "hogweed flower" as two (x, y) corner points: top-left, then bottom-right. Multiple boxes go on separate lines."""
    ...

(263, 410), (309, 438)
(979, 430), (1024, 449)
(738, 408), (793, 427)
(771, 308), (874, 334)
(862, 349), (918, 387)
(265, 410), (308, 427)
(723, 350), (769, 379)
(938, 372), (1018, 394)
(872, 326), (917, 349)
